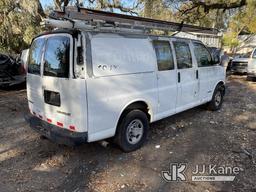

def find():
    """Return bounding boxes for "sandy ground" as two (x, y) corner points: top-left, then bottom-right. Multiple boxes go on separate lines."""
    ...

(0, 75), (256, 192)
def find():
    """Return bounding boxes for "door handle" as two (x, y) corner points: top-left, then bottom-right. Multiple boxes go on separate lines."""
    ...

(178, 72), (181, 83)
(196, 70), (199, 79)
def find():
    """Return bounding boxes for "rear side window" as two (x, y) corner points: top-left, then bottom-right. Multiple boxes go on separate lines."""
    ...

(43, 36), (70, 78)
(153, 41), (174, 71)
(173, 41), (192, 69)
(193, 43), (212, 67)
(28, 38), (45, 75)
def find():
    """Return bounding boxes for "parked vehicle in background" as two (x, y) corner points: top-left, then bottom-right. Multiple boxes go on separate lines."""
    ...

(231, 52), (250, 74)
(0, 53), (26, 87)
(247, 48), (256, 80)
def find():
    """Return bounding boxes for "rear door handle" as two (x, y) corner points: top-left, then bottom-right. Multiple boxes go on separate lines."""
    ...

(178, 72), (181, 83)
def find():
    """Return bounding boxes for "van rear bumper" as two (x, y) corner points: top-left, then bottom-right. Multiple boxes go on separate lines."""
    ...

(25, 114), (88, 146)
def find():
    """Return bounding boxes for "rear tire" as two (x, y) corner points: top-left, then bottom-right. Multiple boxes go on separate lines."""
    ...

(114, 110), (149, 152)
(208, 85), (224, 111)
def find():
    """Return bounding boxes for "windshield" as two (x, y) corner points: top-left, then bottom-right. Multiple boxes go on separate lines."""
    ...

(43, 36), (70, 78)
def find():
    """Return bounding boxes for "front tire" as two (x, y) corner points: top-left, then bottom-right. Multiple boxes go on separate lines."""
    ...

(208, 85), (225, 111)
(114, 110), (149, 152)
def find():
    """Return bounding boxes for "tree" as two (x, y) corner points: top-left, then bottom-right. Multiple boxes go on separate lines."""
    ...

(0, 0), (44, 53)
(164, 0), (248, 28)
(222, 0), (256, 51)
(53, 0), (140, 14)
(1, 0), (256, 53)
(140, 0), (174, 20)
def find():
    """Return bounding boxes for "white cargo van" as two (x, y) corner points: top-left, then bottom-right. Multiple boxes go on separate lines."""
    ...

(247, 48), (256, 80)
(26, 8), (225, 152)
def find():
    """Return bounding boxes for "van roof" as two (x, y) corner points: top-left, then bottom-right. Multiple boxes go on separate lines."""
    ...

(87, 30), (203, 42)
(34, 28), (203, 44)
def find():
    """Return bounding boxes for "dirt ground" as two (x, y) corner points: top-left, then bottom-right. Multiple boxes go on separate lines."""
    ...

(0, 75), (256, 192)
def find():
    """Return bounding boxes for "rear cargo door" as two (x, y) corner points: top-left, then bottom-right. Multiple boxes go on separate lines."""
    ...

(28, 33), (87, 133)
(27, 37), (45, 116)
(41, 34), (87, 133)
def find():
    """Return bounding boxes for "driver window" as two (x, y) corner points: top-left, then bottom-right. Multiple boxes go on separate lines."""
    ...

(173, 41), (192, 69)
(193, 42), (212, 67)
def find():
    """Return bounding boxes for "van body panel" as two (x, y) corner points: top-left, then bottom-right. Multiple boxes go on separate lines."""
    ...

(91, 34), (155, 77)
(155, 69), (177, 120)
(86, 73), (158, 141)
(27, 74), (44, 115)
(198, 66), (225, 102)
(41, 77), (87, 133)
(87, 34), (158, 141)
(176, 67), (199, 112)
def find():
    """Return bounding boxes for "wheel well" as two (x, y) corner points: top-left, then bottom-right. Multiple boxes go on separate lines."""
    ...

(216, 81), (225, 95)
(116, 101), (151, 130)
(125, 101), (150, 120)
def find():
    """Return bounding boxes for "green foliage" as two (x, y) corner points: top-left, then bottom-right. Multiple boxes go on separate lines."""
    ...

(223, 0), (256, 49)
(0, 0), (43, 54)
(23, 26), (42, 45)
(140, 0), (175, 20)
(222, 32), (240, 47)
(1, 0), (256, 53)
(140, 0), (256, 49)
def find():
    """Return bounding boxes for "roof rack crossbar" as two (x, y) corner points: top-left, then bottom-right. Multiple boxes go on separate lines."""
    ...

(48, 6), (219, 35)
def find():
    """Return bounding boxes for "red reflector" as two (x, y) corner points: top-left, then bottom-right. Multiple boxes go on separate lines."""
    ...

(57, 122), (63, 127)
(69, 126), (75, 131)
(47, 118), (52, 123)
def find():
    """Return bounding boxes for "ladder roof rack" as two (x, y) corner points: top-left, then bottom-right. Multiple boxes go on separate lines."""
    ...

(48, 6), (219, 35)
